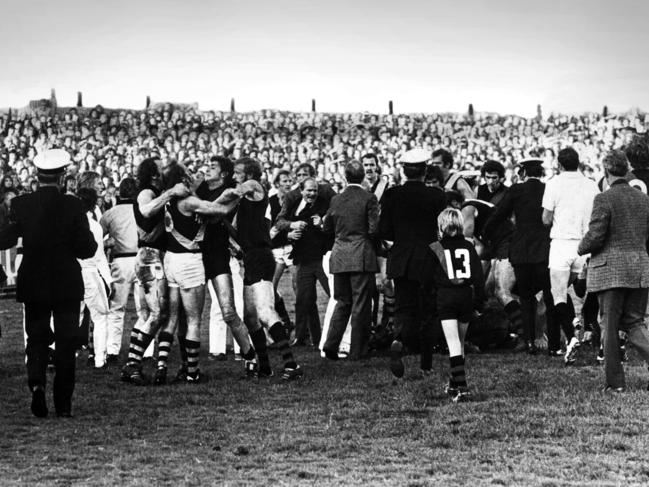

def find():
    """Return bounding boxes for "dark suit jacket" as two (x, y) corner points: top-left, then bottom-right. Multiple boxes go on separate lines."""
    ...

(0, 186), (97, 303)
(378, 180), (446, 283)
(578, 179), (649, 292)
(323, 185), (379, 274)
(275, 182), (336, 233)
(483, 178), (550, 265)
(279, 195), (331, 265)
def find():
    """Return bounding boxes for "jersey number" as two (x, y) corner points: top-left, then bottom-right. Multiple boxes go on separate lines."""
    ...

(443, 248), (471, 280)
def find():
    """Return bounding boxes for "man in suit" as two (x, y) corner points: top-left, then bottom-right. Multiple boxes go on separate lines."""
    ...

(379, 148), (447, 378)
(578, 150), (649, 392)
(322, 160), (379, 360)
(277, 177), (331, 347)
(0, 149), (97, 418)
(484, 159), (557, 354)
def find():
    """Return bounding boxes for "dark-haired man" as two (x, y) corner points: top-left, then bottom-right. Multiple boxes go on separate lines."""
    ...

(542, 147), (599, 364)
(432, 148), (475, 200)
(484, 159), (557, 354)
(198, 156), (255, 364)
(625, 135), (649, 193)
(100, 177), (138, 363)
(463, 160), (521, 348)
(121, 157), (190, 384)
(380, 148), (447, 378)
(232, 157), (303, 380)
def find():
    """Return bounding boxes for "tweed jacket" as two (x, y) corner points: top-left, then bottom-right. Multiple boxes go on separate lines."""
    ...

(578, 179), (649, 292)
(323, 185), (379, 274)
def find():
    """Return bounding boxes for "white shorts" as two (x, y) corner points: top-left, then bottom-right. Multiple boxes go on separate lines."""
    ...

(272, 245), (293, 266)
(549, 239), (587, 273)
(164, 252), (205, 289)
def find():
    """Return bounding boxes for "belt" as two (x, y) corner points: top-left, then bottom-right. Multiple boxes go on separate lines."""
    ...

(113, 252), (137, 258)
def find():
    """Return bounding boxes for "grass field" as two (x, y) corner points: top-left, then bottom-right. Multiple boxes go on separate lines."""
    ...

(1, 279), (649, 486)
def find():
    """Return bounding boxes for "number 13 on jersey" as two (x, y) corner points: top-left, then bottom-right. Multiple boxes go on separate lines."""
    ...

(443, 248), (471, 280)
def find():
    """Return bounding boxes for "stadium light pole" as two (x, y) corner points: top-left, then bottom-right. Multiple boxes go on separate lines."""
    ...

(311, 99), (316, 112)
(388, 100), (393, 115)
(146, 96), (151, 110)
(468, 103), (474, 117)
(76, 92), (83, 108)
(230, 98), (236, 113)
(603, 105), (608, 117)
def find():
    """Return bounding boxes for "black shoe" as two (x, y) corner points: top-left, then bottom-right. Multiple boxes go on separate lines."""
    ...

(175, 364), (188, 382)
(526, 341), (538, 355)
(153, 366), (167, 386)
(120, 363), (149, 386)
(389, 340), (404, 378)
(86, 354), (95, 367)
(208, 353), (227, 362)
(106, 354), (119, 365)
(186, 370), (209, 384)
(257, 366), (275, 379)
(31, 386), (48, 418)
(56, 410), (73, 418)
(280, 365), (303, 381)
(322, 349), (339, 361)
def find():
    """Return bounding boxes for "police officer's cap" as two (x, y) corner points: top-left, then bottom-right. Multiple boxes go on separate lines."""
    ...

(34, 149), (72, 174)
(400, 148), (431, 165)
(517, 158), (543, 171)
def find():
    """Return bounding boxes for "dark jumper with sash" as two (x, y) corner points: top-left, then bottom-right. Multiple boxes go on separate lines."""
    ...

(164, 200), (205, 253)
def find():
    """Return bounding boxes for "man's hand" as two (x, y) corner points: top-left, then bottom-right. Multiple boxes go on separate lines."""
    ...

(288, 229), (303, 241)
(220, 187), (243, 201)
(311, 215), (322, 227)
(290, 221), (307, 231)
(270, 226), (279, 239)
(170, 183), (190, 198)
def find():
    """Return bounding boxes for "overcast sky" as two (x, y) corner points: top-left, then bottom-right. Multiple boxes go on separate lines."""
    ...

(2, 0), (648, 116)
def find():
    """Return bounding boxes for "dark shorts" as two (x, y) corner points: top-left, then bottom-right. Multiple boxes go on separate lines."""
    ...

(203, 246), (231, 280)
(437, 287), (474, 322)
(243, 248), (276, 286)
(482, 238), (510, 261)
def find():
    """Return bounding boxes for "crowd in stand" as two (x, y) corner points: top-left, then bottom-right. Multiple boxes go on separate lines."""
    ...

(1, 106), (647, 199)
(2, 104), (649, 416)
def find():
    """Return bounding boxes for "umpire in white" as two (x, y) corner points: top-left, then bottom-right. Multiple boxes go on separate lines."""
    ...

(0, 149), (97, 418)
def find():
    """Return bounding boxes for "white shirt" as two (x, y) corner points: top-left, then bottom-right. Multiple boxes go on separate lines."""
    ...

(542, 171), (599, 240)
(78, 212), (113, 285)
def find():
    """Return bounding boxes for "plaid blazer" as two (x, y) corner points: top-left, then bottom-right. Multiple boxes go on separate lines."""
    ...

(578, 179), (649, 292)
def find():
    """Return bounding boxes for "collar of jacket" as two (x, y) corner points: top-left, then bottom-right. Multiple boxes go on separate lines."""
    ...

(610, 178), (629, 187)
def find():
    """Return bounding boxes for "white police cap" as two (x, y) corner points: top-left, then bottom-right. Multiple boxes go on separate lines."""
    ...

(33, 149), (72, 173)
(400, 148), (431, 165)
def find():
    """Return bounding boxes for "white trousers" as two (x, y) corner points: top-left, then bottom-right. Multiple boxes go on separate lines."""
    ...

(106, 256), (136, 356)
(81, 268), (110, 367)
(208, 258), (244, 355)
(320, 252), (351, 354)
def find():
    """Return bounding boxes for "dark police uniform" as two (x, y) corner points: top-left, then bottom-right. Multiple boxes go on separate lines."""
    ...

(379, 149), (447, 372)
(0, 149), (96, 417)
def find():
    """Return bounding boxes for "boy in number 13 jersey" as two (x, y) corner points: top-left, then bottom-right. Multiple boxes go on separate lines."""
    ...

(429, 208), (485, 402)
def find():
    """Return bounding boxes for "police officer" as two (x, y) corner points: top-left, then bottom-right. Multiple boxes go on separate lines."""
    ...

(0, 149), (97, 418)
(379, 148), (447, 378)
